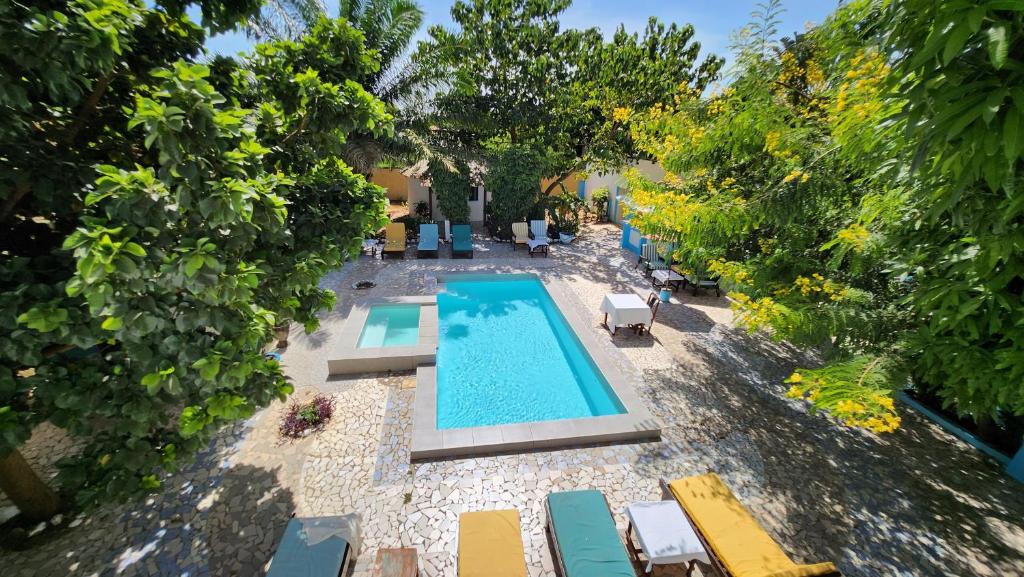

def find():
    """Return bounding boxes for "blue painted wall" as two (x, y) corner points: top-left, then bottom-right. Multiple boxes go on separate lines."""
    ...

(1009, 446), (1024, 483)
(577, 180), (586, 200)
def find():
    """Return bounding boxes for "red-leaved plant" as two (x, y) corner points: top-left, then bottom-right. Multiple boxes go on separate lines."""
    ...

(279, 394), (335, 438)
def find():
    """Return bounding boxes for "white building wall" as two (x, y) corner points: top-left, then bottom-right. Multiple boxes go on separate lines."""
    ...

(408, 179), (487, 224)
(582, 160), (664, 202)
(469, 186), (485, 222)
(408, 178), (431, 213)
(583, 160), (665, 223)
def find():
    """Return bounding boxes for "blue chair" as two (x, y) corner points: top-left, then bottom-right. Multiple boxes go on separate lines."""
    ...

(417, 223), (438, 258)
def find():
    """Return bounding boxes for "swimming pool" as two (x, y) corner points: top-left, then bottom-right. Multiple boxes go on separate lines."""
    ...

(436, 275), (625, 429)
(357, 304), (421, 348)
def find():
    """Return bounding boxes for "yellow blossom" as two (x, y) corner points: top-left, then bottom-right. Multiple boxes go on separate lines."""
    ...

(783, 169), (806, 183)
(836, 223), (870, 250)
(613, 106), (633, 123)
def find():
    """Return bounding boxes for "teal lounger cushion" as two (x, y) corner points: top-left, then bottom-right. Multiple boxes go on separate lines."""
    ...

(418, 223), (438, 251)
(547, 490), (634, 577)
(267, 517), (353, 577)
(452, 225), (472, 252)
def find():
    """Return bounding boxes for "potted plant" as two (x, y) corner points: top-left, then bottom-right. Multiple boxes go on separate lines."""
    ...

(556, 213), (580, 243)
(549, 191), (583, 243)
(274, 322), (290, 347)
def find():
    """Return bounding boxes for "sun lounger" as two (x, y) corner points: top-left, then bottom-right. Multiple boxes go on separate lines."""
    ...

(267, 515), (360, 577)
(452, 224), (473, 258)
(666, 473), (840, 577)
(545, 490), (634, 577)
(636, 241), (668, 275)
(527, 220), (549, 257)
(383, 223), (406, 259)
(417, 223), (438, 258)
(511, 221), (529, 250)
(684, 275), (722, 297)
(458, 510), (527, 577)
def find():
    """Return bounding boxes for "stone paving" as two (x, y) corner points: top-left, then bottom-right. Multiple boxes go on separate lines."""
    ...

(2, 223), (1023, 576)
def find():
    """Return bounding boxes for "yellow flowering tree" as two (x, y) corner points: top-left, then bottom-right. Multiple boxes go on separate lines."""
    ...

(621, 0), (910, 432)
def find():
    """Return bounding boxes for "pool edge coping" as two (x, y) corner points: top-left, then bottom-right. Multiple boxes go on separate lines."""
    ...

(326, 295), (438, 375)
(409, 273), (662, 460)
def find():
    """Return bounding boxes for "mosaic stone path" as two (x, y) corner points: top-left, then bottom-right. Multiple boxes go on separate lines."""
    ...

(2, 224), (1023, 577)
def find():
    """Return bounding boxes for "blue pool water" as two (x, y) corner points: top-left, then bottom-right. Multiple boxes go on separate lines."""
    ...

(436, 275), (625, 429)
(357, 304), (420, 348)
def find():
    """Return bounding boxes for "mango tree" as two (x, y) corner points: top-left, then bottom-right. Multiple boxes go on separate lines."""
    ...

(0, 1), (388, 520)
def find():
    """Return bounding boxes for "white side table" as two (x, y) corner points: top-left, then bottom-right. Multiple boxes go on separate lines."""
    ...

(652, 269), (686, 292)
(625, 500), (708, 575)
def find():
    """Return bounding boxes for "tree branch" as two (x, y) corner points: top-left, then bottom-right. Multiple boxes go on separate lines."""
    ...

(1, 70), (117, 223)
(0, 181), (31, 223)
(543, 171), (572, 196)
(63, 69), (116, 146)
(281, 114), (311, 144)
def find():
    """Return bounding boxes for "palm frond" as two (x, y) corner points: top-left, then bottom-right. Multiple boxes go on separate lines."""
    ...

(247, 0), (327, 40)
(338, 0), (363, 22)
(370, 0), (424, 72)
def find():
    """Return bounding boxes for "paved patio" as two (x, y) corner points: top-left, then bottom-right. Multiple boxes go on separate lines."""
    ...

(2, 223), (1023, 576)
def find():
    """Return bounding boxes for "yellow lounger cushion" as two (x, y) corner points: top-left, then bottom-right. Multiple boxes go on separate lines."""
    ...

(668, 473), (837, 577)
(384, 223), (405, 251)
(458, 510), (528, 577)
(512, 222), (529, 244)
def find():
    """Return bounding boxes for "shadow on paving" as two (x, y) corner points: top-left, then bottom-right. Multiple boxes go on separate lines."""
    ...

(631, 323), (1024, 577)
(0, 425), (296, 577)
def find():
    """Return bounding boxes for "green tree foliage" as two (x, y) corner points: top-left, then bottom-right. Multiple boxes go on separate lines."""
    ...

(484, 144), (544, 237)
(625, 0), (1024, 431)
(417, 0), (723, 191)
(0, 0), (388, 514)
(881, 0), (1024, 417)
(243, 0), (444, 174)
(429, 159), (471, 224)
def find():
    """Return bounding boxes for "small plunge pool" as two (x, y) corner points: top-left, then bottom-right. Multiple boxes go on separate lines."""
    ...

(357, 304), (420, 348)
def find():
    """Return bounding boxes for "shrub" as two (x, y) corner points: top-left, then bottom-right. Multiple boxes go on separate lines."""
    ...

(549, 190), (584, 236)
(280, 394), (335, 438)
(429, 159), (471, 223)
(591, 186), (610, 220)
(393, 214), (422, 239)
(414, 201), (430, 219)
(486, 144), (544, 239)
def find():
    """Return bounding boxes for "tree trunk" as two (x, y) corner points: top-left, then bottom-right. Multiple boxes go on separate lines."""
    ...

(0, 448), (61, 522)
(543, 170), (574, 197)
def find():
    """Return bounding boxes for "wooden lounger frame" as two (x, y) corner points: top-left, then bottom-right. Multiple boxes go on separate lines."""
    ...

(658, 480), (842, 577)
